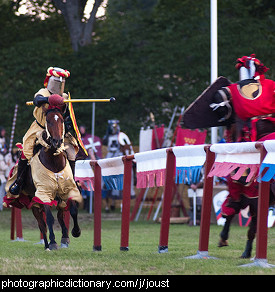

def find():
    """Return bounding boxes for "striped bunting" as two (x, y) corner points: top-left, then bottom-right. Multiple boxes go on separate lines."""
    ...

(97, 156), (124, 190)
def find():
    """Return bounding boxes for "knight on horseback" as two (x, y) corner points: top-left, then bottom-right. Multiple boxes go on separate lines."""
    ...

(182, 54), (275, 258)
(211, 54), (275, 257)
(4, 67), (84, 249)
(9, 67), (80, 197)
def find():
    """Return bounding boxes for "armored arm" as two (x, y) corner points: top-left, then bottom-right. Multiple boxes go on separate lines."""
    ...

(210, 87), (232, 122)
(63, 107), (73, 133)
(33, 94), (49, 107)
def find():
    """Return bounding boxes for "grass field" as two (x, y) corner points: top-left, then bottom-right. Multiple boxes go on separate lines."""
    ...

(1, 208), (275, 275)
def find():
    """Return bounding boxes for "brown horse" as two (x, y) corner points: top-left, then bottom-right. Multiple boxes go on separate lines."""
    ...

(31, 107), (82, 250)
(218, 187), (275, 258)
(7, 107), (81, 250)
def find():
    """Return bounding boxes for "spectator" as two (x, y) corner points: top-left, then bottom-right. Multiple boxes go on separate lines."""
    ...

(0, 133), (11, 211)
(0, 127), (8, 155)
(188, 168), (204, 226)
(78, 125), (102, 160)
(78, 125), (102, 212)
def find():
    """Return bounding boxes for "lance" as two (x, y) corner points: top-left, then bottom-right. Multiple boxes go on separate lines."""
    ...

(161, 105), (178, 148)
(26, 97), (116, 106)
(170, 106), (185, 146)
(150, 112), (160, 149)
(8, 104), (18, 154)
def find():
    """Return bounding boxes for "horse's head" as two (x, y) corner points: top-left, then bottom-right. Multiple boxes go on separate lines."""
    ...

(45, 108), (65, 151)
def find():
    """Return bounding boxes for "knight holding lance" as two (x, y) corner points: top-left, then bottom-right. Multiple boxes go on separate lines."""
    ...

(9, 67), (80, 196)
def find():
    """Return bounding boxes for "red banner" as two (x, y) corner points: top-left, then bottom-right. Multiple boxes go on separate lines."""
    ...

(175, 127), (207, 146)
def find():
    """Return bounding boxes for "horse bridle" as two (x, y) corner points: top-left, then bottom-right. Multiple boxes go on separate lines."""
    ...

(43, 108), (65, 154)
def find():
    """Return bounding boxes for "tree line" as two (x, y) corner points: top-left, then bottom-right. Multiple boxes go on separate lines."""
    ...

(0, 0), (274, 146)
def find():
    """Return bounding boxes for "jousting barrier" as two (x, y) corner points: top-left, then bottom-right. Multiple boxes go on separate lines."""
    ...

(91, 145), (207, 252)
(90, 141), (275, 268)
(9, 141), (275, 267)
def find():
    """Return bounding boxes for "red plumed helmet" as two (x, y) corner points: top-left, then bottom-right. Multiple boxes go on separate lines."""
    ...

(235, 54), (269, 76)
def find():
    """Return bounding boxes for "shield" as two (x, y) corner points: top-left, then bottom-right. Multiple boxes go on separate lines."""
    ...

(118, 132), (134, 155)
(213, 190), (228, 226)
(182, 76), (233, 129)
(67, 93), (88, 156)
(118, 132), (131, 146)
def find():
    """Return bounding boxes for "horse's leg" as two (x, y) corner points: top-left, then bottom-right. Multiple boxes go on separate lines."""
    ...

(32, 206), (49, 250)
(69, 200), (81, 238)
(241, 215), (257, 258)
(44, 205), (58, 250)
(218, 215), (234, 247)
(57, 206), (70, 248)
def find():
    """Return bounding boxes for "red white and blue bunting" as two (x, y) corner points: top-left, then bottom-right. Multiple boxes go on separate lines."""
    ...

(97, 156), (124, 190)
(172, 145), (206, 184)
(259, 140), (275, 182)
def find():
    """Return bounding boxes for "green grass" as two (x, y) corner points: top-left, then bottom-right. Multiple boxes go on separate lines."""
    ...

(1, 209), (275, 275)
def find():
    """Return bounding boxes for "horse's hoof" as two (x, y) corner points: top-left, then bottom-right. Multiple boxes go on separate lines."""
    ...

(218, 239), (228, 247)
(71, 227), (81, 238)
(61, 238), (70, 248)
(49, 243), (59, 250)
(240, 252), (251, 259)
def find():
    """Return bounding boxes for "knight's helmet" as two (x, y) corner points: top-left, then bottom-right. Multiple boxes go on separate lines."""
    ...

(107, 119), (120, 135)
(236, 54), (269, 81)
(44, 67), (70, 95)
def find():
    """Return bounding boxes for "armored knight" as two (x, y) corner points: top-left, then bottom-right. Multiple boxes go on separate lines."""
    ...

(102, 120), (135, 211)
(182, 55), (275, 251)
(9, 67), (79, 196)
(103, 119), (134, 157)
(103, 120), (122, 158)
(211, 54), (274, 142)
(213, 55), (275, 249)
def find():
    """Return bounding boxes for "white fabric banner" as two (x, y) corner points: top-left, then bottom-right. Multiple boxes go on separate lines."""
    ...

(139, 128), (153, 152)
(262, 140), (275, 165)
(172, 145), (206, 167)
(210, 142), (260, 165)
(134, 148), (168, 172)
(75, 160), (94, 178)
(97, 156), (124, 176)
(210, 142), (258, 154)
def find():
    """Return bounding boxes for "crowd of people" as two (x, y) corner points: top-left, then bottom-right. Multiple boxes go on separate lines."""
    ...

(0, 127), (15, 210)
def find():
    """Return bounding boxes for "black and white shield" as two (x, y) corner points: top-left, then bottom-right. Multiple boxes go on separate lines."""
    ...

(182, 76), (233, 129)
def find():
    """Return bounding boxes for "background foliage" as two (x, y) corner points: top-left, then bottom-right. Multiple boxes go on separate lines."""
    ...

(0, 0), (274, 145)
